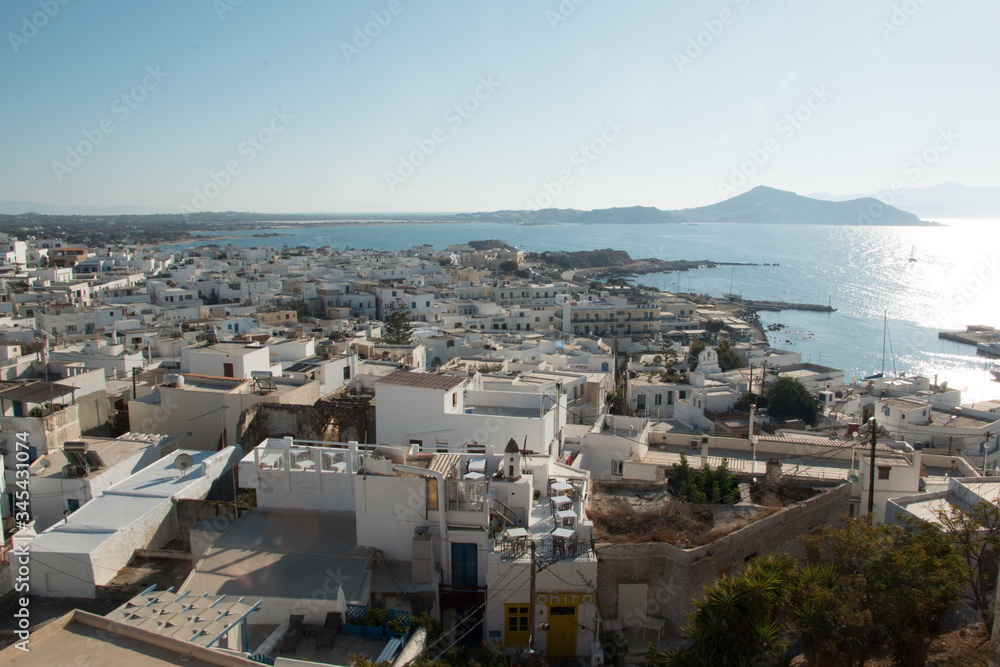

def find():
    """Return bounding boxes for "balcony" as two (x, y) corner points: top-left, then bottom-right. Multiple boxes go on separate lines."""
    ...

(439, 583), (486, 610)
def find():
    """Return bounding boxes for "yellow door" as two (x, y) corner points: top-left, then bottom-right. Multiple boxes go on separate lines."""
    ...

(547, 605), (577, 658)
(505, 604), (530, 648)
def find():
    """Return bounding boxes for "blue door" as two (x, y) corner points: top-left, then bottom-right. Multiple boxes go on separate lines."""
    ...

(450, 542), (482, 645)
(451, 543), (478, 588)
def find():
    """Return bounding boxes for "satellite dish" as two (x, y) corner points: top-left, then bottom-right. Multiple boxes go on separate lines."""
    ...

(174, 453), (194, 477)
(38, 459), (51, 469)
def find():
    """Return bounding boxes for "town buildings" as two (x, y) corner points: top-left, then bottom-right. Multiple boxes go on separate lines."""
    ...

(0, 235), (995, 665)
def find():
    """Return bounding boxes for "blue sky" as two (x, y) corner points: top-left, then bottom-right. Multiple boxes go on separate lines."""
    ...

(1, 0), (997, 213)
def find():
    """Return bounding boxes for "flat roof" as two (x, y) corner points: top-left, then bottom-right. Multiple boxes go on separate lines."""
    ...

(377, 370), (464, 391)
(0, 381), (76, 403)
(197, 343), (265, 355)
(884, 398), (928, 410)
(30, 434), (172, 479)
(0, 610), (257, 666)
(182, 509), (370, 603)
(29, 450), (220, 556)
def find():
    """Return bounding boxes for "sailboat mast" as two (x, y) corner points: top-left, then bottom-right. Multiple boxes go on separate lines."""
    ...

(881, 313), (887, 376)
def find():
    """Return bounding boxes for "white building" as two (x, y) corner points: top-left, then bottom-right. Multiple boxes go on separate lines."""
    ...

(24, 433), (177, 531)
(181, 343), (273, 379)
(16, 447), (240, 598)
(375, 370), (566, 457)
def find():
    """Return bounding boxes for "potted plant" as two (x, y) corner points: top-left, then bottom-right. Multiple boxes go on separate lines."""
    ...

(386, 617), (408, 639)
(362, 608), (386, 640)
(343, 609), (364, 636)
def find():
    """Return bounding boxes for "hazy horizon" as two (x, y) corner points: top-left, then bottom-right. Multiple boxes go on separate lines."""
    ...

(2, 1), (997, 214)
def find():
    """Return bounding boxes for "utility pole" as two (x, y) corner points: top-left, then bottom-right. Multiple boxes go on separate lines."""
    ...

(528, 539), (537, 666)
(867, 417), (877, 521)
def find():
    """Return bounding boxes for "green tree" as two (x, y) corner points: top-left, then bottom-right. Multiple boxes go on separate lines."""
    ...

(807, 518), (967, 667)
(656, 554), (797, 667)
(383, 298), (413, 345)
(669, 453), (740, 505)
(688, 339), (707, 371)
(497, 259), (520, 274)
(715, 338), (744, 371)
(764, 376), (823, 426)
(788, 562), (871, 667)
(286, 299), (309, 320)
(735, 391), (767, 413)
(647, 519), (968, 667)
(936, 501), (1000, 634)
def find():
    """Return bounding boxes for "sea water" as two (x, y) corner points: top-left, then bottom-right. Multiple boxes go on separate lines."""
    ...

(169, 218), (1000, 402)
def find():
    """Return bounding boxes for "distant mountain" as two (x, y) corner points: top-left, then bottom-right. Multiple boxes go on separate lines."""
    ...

(3, 185), (935, 225)
(672, 186), (933, 225)
(573, 206), (684, 225)
(456, 189), (926, 226)
(452, 206), (681, 225)
(809, 183), (1000, 219)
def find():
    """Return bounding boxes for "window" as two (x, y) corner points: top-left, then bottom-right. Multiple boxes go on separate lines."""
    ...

(611, 459), (624, 475)
(446, 479), (485, 511)
(426, 478), (438, 510)
(343, 366), (351, 380)
(452, 393), (458, 407)
(878, 467), (890, 480)
(223, 362), (234, 378)
(654, 394), (662, 406)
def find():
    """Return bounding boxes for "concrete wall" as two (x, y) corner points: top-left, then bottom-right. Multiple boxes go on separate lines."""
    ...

(1, 405), (82, 459)
(595, 482), (851, 635)
(355, 474), (430, 563)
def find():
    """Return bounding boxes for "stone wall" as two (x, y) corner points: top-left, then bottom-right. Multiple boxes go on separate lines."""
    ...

(595, 482), (851, 635)
(236, 399), (374, 452)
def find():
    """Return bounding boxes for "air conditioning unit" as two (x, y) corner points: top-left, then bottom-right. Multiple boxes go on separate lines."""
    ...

(689, 439), (699, 450)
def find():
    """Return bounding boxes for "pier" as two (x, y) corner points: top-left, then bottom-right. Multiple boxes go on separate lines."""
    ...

(939, 326), (1000, 348)
(729, 298), (836, 313)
